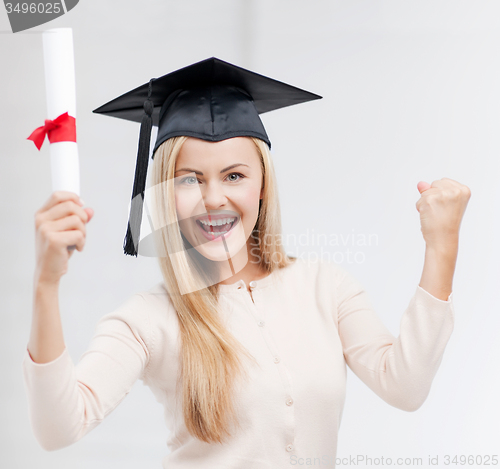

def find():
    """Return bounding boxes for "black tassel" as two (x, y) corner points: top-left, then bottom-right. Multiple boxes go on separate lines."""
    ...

(123, 79), (155, 256)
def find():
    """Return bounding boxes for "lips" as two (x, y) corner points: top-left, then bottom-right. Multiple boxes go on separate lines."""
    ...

(195, 216), (239, 240)
(196, 213), (237, 222)
(197, 219), (235, 233)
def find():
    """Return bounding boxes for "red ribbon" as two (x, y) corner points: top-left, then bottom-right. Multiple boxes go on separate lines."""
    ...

(27, 112), (77, 150)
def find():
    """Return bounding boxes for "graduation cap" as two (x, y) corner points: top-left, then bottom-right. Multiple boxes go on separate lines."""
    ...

(93, 57), (322, 257)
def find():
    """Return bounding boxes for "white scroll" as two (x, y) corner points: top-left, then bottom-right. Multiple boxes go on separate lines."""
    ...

(42, 27), (80, 196)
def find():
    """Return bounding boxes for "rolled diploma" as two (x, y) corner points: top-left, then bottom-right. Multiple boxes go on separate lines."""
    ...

(43, 28), (80, 196)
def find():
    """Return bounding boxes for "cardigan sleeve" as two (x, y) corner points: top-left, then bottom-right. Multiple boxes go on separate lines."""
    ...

(21, 293), (152, 451)
(335, 267), (454, 412)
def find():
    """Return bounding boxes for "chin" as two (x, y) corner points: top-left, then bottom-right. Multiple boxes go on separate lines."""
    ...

(194, 248), (231, 263)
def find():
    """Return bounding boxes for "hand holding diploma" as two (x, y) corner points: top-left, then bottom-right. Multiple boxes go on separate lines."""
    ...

(416, 177), (471, 301)
(34, 192), (94, 285)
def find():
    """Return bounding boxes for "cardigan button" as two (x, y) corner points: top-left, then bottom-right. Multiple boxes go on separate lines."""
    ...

(286, 398), (294, 406)
(249, 281), (257, 289)
(258, 321), (265, 327)
(286, 444), (294, 452)
(273, 357), (280, 364)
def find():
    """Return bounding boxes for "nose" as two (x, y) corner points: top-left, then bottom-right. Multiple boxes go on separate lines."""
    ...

(201, 180), (228, 210)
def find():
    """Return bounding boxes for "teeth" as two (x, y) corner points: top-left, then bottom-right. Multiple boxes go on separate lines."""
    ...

(200, 217), (235, 226)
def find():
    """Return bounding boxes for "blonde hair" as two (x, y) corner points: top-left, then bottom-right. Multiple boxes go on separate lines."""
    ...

(149, 136), (295, 444)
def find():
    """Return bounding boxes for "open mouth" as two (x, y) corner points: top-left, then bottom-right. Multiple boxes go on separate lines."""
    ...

(195, 216), (239, 240)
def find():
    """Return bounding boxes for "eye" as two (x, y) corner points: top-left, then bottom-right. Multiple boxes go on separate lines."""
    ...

(181, 176), (199, 185)
(226, 172), (245, 182)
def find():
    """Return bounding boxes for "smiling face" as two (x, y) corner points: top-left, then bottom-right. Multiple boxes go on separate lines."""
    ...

(173, 136), (264, 263)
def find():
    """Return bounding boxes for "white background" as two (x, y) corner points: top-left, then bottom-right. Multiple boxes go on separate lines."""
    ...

(1, 1), (499, 468)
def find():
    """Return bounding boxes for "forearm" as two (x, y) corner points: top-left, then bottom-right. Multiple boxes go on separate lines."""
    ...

(337, 265), (455, 412)
(28, 274), (66, 364)
(419, 241), (458, 301)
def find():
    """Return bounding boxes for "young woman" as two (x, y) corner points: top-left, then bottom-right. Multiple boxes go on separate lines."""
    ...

(23, 58), (471, 469)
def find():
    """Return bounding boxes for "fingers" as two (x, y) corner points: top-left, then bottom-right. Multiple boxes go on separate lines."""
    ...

(34, 192), (91, 284)
(46, 229), (86, 253)
(84, 207), (94, 222)
(416, 177), (471, 213)
(34, 191), (93, 254)
(45, 214), (87, 241)
(418, 178), (471, 198)
(36, 197), (90, 230)
(429, 178), (471, 202)
(37, 191), (83, 214)
(429, 177), (468, 191)
(417, 181), (432, 193)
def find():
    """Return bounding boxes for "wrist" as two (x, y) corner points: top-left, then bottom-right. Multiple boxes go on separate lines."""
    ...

(33, 270), (60, 292)
(425, 239), (459, 258)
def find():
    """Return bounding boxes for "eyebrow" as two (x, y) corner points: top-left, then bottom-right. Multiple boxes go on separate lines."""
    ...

(174, 163), (249, 176)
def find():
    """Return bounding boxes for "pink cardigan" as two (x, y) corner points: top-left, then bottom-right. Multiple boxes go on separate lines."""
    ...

(22, 257), (454, 468)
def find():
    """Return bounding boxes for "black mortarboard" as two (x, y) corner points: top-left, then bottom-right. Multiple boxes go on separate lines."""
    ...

(93, 57), (322, 257)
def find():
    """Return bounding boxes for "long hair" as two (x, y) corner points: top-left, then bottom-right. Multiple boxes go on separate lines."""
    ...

(149, 136), (296, 444)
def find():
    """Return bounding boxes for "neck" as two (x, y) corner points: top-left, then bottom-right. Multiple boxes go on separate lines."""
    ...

(218, 240), (267, 286)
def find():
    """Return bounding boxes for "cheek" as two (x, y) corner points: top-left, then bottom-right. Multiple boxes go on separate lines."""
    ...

(238, 186), (262, 216)
(174, 195), (192, 223)
(175, 191), (200, 218)
(174, 194), (182, 215)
